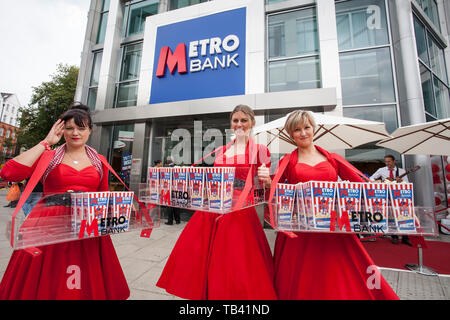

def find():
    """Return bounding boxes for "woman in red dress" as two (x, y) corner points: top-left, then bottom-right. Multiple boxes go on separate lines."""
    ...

(157, 105), (277, 300)
(0, 103), (129, 300)
(270, 110), (398, 300)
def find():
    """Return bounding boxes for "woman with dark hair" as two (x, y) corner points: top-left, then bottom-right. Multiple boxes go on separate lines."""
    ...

(0, 103), (130, 300)
(157, 105), (277, 300)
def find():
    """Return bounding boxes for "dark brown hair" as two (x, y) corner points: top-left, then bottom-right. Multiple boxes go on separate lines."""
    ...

(59, 102), (92, 129)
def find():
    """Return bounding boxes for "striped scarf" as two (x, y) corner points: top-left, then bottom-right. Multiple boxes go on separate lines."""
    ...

(42, 143), (103, 182)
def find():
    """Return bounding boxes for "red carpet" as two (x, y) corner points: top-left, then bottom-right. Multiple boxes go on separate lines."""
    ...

(361, 237), (450, 275)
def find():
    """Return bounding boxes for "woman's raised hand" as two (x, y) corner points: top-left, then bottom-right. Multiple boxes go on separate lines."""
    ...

(43, 119), (65, 146)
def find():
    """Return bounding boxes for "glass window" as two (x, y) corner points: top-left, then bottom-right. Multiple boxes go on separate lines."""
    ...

(97, 12), (108, 44)
(0, 128), (3, 136)
(416, 0), (440, 31)
(114, 43), (142, 108)
(102, 0), (110, 11)
(102, 124), (135, 190)
(420, 63), (436, 117)
(336, 0), (389, 51)
(115, 81), (139, 108)
(87, 51), (103, 110)
(414, 15), (449, 121)
(414, 18), (429, 65)
(87, 88), (98, 111)
(119, 43), (142, 82)
(343, 105), (398, 134)
(268, 7), (321, 93)
(96, 0), (110, 44)
(125, 1), (159, 37)
(267, 0), (286, 3)
(268, 8), (319, 58)
(340, 47), (395, 105)
(269, 57), (321, 92)
(90, 51), (103, 87)
(433, 77), (450, 119)
(343, 105), (401, 169)
(169, 0), (208, 10)
(427, 34), (448, 84)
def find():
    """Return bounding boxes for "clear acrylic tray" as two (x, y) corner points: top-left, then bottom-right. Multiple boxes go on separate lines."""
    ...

(140, 166), (267, 214)
(266, 181), (439, 236)
(6, 191), (160, 250)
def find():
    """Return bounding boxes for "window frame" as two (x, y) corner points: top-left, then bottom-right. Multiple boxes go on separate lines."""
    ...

(266, 5), (321, 93)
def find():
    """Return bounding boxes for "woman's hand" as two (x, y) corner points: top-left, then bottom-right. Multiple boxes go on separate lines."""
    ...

(257, 164), (272, 186)
(43, 119), (65, 146)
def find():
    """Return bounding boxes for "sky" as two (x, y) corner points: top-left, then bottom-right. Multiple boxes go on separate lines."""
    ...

(0, 0), (91, 107)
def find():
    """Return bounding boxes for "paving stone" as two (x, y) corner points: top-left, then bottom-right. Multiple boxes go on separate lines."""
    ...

(396, 271), (446, 300)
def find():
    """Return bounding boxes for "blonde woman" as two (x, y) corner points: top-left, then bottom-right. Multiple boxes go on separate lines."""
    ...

(157, 105), (276, 300)
(270, 110), (398, 300)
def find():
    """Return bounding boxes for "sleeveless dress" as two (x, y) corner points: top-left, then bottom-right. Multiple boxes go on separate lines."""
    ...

(273, 148), (399, 300)
(157, 142), (277, 300)
(0, 159), (130, 300)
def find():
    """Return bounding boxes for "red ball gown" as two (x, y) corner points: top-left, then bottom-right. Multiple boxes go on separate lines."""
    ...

(157, 141), (277, 300)
(273, 147), (399, 300)
(0, 158), (130, 300)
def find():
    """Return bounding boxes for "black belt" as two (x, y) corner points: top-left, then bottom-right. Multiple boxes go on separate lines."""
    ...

(44, 192), (77, 207)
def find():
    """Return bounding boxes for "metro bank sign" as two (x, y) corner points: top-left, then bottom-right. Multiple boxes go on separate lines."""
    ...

(150, 8), (246, 104)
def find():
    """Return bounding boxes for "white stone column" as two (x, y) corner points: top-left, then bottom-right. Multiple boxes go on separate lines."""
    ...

(317, 0), (342, 117)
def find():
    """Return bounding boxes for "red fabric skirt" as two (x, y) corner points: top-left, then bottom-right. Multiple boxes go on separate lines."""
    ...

(273, 232), (399, 300)
(157, 208), (277, 300)
(0, 204), (129, 300)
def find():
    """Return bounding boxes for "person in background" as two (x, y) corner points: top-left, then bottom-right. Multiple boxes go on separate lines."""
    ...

(22, 180), (44, 216)
(370, 155), (411, 246)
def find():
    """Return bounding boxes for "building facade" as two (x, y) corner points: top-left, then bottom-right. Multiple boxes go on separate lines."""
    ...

(75, 0), (450, 212)
(0, 93), (21, 158)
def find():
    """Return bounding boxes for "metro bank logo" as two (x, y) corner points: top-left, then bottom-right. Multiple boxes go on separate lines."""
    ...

(150, 7), (246, 104)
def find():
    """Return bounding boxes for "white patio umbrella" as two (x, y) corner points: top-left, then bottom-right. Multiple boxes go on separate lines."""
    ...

(253, 111), (391, 153)
(376, 118), (450, 156)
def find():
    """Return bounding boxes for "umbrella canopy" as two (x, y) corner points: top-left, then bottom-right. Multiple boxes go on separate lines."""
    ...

(253, 111), (391, 153)
(376, 118), (450, 156)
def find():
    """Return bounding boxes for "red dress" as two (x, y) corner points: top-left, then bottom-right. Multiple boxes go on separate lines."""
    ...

(0, 159), (130, 300)
(157, 142), (277, 300)
(273, 147), (399, 300)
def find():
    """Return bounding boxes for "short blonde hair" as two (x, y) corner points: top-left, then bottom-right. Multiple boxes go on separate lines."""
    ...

(284, 110), (316, 138)
(230, 104), (256, 127)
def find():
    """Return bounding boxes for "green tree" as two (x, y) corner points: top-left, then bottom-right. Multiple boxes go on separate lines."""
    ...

(17, 64), (79, 149)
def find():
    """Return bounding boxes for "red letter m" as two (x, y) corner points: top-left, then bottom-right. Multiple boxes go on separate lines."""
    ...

(156, 43), (187, 77)
(78, 219), (99, 239)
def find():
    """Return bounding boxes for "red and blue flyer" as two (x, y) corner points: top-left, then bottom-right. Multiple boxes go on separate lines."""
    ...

(363, 183), (389, 232)
(276, 183), (296, 229)
(389, 183), (416, 232)
(172, 167), (189, 207)
(148, 167), (159, 203)
(189, 167), (207, 208)
(159, 168), (172, 206)
(304, 181), (336, 229)
(110, 191), (134, 231)
(336, 182), (363, 230)
(205, 167), (235, 211)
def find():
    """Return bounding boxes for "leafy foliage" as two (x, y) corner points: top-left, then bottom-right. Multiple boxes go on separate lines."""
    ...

(17, 64), (79, 149)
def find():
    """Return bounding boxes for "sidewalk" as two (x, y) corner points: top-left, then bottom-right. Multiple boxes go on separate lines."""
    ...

(0, 189), (449, 300)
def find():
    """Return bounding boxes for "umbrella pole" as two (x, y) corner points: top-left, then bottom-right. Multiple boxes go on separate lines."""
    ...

(405, 244), (438, 276)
